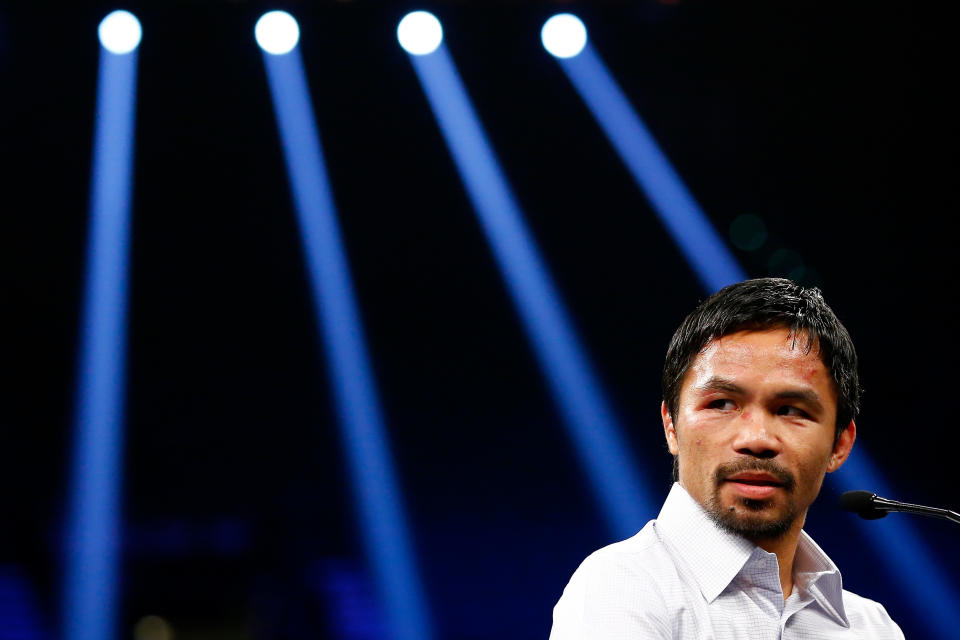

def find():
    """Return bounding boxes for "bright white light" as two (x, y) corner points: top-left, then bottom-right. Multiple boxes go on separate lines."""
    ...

(98, 10), (142, 55)
(541, 14), (587, 59)
(397, 11), (443, 56)
(255, 11), (300, 55)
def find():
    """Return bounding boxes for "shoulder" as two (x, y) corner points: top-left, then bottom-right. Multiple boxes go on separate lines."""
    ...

(570, 523), (677, 587)
(841, 589), (905, 639)
(550, 522), (679, 639)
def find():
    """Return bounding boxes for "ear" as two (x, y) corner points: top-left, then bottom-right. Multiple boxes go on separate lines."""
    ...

(662, 401), (679, 455)
(826, 420), (856, 472)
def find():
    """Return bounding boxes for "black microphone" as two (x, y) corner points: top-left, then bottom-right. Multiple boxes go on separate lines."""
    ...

(839, 490), (960, 525)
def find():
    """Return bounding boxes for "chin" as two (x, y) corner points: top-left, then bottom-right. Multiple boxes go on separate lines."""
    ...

(720, 508), (795, 540)
(709, 492), (799, 540)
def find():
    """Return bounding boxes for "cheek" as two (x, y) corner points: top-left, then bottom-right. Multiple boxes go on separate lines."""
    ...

(680, 438), (708, 472)
(793, 444), (835, 484)
(677, 422), (710, 457)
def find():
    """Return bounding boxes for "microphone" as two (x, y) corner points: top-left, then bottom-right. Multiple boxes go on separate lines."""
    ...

(839, 490), (960, 525)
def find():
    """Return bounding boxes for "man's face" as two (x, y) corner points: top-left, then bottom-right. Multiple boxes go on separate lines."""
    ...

(662, 328), (855, 541)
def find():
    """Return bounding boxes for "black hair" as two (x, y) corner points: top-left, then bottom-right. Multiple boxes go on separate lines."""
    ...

(662, 278), (860, 447)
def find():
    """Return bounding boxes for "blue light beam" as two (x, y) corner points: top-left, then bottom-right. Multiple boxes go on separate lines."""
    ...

(406, 41), (655, 539)
(259, 41), (433, 640)
(550, 23), (960, 635)
(62, 29), (140, 640)
(554, 42), (746, 293)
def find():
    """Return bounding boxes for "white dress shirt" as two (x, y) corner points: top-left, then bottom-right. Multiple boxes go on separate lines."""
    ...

(551, 483), (904, 639)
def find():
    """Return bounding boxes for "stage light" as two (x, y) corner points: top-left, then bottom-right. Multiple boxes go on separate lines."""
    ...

(552, 42), (744, 292)
(397, 11), (443, 56)
(255, 11), (300, 55)
(541, 14), (587, 59)
(98, 10), (141, 55)
(404, 39), (655, 539)
(260, 42), (433, 640)
(63, 25), (140, 640)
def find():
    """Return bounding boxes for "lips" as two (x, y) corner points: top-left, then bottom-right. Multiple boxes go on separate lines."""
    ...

(725, 472), (785, 486)
(722, 470), (789, 499)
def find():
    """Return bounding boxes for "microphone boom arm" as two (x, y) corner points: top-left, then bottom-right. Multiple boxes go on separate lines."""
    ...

(872, 495), (960, 525)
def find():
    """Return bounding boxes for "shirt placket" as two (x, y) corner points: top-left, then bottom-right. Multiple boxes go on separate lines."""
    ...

(731, 552), (785, 639)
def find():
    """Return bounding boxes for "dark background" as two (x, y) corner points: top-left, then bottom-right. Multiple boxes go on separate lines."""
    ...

(0, 1), (955, 638)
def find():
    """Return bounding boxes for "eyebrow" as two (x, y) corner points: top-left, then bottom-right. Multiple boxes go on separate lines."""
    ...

(695, 376), (745, 395)
(695, 376), (825, 413)
(773, 388), (825, 413)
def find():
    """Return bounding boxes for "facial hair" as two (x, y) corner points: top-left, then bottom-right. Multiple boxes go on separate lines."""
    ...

(705, 458), (800, 541)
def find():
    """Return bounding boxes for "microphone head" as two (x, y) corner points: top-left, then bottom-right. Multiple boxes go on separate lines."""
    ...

(839, 490), (888, 520)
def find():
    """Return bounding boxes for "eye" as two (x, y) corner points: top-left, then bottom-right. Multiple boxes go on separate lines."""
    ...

(706, 398), (737, 411)
(777, 405), (811, 419)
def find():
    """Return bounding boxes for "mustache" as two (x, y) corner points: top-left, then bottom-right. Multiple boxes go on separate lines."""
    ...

(714, 459), (796, 491)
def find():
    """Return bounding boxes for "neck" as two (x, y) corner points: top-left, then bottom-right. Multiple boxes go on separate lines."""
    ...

(752, 518), (805, 600)
(756, 534), (798, 599)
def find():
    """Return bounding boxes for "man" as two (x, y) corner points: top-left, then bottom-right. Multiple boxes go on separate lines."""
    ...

(550, 278), (903, 639)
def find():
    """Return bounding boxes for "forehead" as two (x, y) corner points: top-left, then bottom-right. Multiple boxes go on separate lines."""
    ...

(683, 328), (833, 395)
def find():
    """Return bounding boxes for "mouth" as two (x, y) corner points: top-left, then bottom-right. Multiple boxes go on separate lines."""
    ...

(722, 472), (788, 500)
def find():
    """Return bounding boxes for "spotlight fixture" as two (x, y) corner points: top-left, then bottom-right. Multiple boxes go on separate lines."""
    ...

(541, 13), (587, 59)
(397, 11), (443, 56)
(98, 10), (142, 55)
(255, 11), (300, 55)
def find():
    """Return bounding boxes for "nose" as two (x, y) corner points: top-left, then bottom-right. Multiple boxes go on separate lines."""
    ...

(731, 411), (781, 459)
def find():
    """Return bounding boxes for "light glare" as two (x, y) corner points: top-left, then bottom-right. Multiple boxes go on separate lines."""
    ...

(98, 10), (142, 55)
(397, 11), (443, 56)
(255, 11), (300, 55)
(541, 14), (587, 59)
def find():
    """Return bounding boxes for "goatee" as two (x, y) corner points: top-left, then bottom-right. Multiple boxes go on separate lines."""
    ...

(706, 459), (799, 541)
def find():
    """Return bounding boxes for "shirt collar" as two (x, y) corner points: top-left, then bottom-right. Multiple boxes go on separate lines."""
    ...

(794, 529), (849, 626)
(655, 483), (756, 603)
(655, 483), (849, 626)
